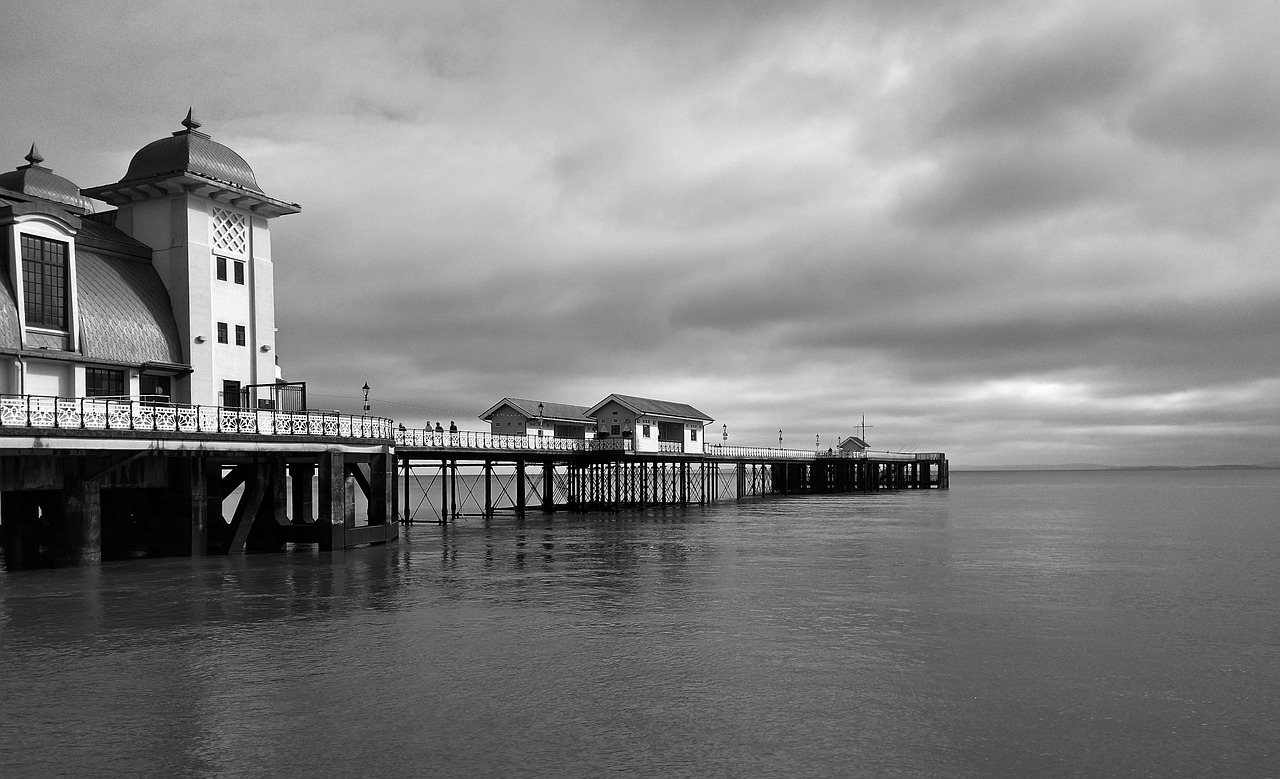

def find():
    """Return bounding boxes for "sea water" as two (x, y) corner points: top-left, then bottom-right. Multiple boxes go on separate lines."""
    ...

(1, 468), (1276, 777)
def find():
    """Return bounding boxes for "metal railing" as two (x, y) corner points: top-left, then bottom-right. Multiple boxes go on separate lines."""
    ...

(392, 428), (942, 462)
(0, 394), (395, 441)
(703, 445), (944, 462)
(394, 428), (616, 451)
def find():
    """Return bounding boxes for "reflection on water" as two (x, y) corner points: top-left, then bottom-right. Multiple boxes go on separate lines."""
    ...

(2, 470), (1278, 777)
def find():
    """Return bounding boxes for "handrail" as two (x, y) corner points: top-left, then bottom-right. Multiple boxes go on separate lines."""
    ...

(702, 444), (942, 462)
(0, 394), (395, 441)
(391, 428), (942, 462)
(394, 428), (624, 452)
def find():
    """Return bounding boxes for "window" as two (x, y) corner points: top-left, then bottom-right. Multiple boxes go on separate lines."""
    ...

(222, 380), (241, 408)
(216, 256), (227, 281)
(140, 374), (171, 400)
(235, 325), (246, 346)
(21, 235), (68, 330)
(690, 428), (698, 442)
(86, 367), (125, 397)
(217, 322), (228, 344)
(642, 424), (651, 438)
(233, 260), (245, 285)
(611, 424), (620, 435)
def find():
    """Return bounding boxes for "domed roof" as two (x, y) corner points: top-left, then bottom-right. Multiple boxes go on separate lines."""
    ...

(0, 144), (93, 214)
(119, 110), (263, 192)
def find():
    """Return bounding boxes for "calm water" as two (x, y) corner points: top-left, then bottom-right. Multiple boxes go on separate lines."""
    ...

(1, 469), (1277, 778)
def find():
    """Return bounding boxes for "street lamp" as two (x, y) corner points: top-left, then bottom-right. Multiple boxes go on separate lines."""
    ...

(779, 429), (783, 447)
(538, 402), (544, 437)
(816, 433), (820, 451)
(362, 382), (370, 413)
(722, 424), (727, 444)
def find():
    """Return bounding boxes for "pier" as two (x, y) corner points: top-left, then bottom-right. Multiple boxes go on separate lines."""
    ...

(394, 428), (947, 523)
(0, 394), (946, 568)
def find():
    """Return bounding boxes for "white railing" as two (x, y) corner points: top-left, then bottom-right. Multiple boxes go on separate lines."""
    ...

(393, 428), (626, 452)
(390, 429), (942, 462)
(704, 444), (816, 460)
(702, 444), (944, 462)
(0, 394), (394, 441)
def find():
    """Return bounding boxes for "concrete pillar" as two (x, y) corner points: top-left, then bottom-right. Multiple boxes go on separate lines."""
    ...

(166, 456), (208, 556)
(318, 450), (346, 551)
(57, 461), (101, 566)
(369, 450), (391, 526)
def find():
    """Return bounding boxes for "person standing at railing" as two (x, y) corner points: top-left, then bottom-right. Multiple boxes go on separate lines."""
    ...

(435, 421), (444, 445)
(449, 421), (458, 447)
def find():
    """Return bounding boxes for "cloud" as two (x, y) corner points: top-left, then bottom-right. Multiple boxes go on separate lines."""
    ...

(4, 0), (1280, 466)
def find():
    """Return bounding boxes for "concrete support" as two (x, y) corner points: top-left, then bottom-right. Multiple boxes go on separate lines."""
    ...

(166, 456), (208, 556)
(369, 451), (391, 526)
(318, 449), (346, 551)
(57, 461), (101, 566)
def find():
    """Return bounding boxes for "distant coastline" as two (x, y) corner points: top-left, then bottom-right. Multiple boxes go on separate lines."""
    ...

(956, 463), (1280, 472)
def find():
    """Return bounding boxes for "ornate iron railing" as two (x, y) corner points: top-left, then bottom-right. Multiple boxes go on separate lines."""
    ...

(702, 445), (943, 462)
(0, 394), (394, 441)
(394, 428), (618, 451)
(391, 429), (941, 462)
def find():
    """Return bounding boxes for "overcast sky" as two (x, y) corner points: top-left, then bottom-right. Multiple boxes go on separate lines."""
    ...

(4, 1), (1279, 466)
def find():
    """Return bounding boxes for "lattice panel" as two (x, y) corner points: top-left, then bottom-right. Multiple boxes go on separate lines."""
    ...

(211, 207), (247, 257)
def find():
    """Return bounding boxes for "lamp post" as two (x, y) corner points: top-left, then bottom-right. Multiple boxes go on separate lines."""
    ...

(722, 424), (727, 445)
(538, 402), (544, 437)
(362, 382), (370, 413)
(816, 433), (820, 451)
(779, 429), (783, 448)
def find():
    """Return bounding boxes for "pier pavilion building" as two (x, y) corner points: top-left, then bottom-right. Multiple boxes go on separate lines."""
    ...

(0, 111), (298, 408)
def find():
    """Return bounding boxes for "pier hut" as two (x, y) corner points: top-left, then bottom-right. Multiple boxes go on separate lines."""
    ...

(837, 436), (868, 453)
(585, 394), (712, 454)
(480, 398), (596, 439)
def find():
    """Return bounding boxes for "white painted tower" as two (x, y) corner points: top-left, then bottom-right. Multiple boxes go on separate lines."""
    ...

(84, 111), (300, 406)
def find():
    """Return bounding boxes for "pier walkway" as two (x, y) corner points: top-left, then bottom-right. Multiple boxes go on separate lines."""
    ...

(393, 428), (947, 523)
(0, 394), (946, 567)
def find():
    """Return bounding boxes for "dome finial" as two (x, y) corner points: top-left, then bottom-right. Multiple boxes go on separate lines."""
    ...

(182, 108), (201, 132)
(25, 143), (44, 166)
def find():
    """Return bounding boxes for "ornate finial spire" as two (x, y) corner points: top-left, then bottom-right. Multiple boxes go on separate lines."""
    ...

(25, 143), (44, 166)
(182, 108), (201, 132)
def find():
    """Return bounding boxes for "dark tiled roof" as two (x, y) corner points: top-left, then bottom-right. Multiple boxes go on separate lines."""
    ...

(77, 250), (183, 364)
(0, 146), (92, 214)
(122, 128), (262, 193)
(76, 215), (153, 260)
(480, 398), (594, 422)
(592, 394), (713, 422)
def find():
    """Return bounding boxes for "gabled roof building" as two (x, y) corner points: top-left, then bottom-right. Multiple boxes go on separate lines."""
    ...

(586, 393), (712, 454)
(480, 397), (596, 439)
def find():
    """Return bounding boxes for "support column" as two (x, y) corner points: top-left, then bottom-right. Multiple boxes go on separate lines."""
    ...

(318, 450), (346, 551)
(542, 462), (555, 513)
(516, 460), (526, 518)
(369, 450), (391, 527)
(168, 456), (208, 556)
(484, 461), (493, 517)
(57, 460), (101, 566)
